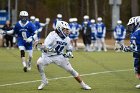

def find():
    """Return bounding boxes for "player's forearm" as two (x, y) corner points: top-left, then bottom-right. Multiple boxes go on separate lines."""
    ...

(6, 29), (14, 35)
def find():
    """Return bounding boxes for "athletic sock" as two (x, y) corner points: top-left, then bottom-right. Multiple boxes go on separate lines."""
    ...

(22, 61), (26, 67)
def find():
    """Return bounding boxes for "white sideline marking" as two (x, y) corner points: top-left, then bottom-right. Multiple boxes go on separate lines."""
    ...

(0, 69), (133, 87)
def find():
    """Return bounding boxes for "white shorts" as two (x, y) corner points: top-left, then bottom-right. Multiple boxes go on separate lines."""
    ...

(37, 54), (74, 71)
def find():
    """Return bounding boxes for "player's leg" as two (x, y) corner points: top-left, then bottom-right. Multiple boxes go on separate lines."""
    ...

(119, 40), (125, 52)
(19, 46), (27, 72)
(27, 50), (33, 70)
(114, 40), (119, 51)
(70, 39), (74, 50)
(55, 56), (91, 90)
(82, 35), (88, 51)
(37, 55), (52, 90)
(134, 57), (140, 88)
(26, 43), (33, 70)
(87, 35), (92, 51)
(101, 38), (107, 52)
(5, 35), (10, 49)
(97, 38), (101, 51)
(9, 36), (13, 49)
(74, 38), (78, 50)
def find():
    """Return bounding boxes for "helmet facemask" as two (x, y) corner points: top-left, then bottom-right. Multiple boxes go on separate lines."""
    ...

(127, 23), (135, 33)
(20, 16), (28, 24)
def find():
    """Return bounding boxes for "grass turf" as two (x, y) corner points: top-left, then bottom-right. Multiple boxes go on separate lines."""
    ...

(0, 48), (140, 93)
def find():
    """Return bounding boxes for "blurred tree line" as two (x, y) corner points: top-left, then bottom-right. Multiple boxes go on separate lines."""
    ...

(0, 0), (140, 38)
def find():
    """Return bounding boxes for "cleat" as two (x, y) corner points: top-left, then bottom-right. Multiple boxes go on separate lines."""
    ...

(82, 84), (91, 90)
(136, 84), (140, 89)
(23, 67), (27, 72)
(38, 82), (48, 90)
(27, 62), (31, 70)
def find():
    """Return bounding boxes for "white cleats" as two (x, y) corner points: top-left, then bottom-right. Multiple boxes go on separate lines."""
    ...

(135, 84), (140, 89)
(38, 82), (48, 90)
(82, 84), (91, 90)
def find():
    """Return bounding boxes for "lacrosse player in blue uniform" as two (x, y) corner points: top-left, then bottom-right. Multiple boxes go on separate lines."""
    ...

(121, 16), (140, 88)
(96, 17), (107, 52)
(69, 18), (81, 50)
(52, 14), (62, 30)
(4, 11), (38, 72)
(14, 11), (38, 72)
(36, 21), (91, 90)
(114, 20), (126, 52)
(90, 19), (97, 51)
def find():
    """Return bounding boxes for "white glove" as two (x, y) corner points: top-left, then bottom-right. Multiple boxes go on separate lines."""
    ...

(26, 36), (33, 43)
(66, 51), (73, 58)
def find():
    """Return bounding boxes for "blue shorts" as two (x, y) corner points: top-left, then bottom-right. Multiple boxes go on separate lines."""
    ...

(17, 39), (33, 50)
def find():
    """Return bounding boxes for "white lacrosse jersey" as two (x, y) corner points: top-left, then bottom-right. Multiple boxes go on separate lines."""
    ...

(43, 31), (72, 56)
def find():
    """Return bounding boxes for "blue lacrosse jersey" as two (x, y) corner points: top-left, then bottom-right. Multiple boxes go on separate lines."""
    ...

(82, 21), (91, 27)
(90, 23), (97, 40)
(14, 20), (36, 50)
(96, 22), (106, 38)
(52, 18), (62, 29)
(131, 29), (140, 50)
(114, 25), (126, 41)
(35, 21), (41, 38)
(69, 22), (81, 39)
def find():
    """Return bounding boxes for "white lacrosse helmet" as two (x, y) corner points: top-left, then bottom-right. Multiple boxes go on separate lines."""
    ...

(127, 17), (136, 26)
(69, 18), (73, 22)
(30, 16), (35, 20)
(35, 18), (39, 22)
(97, 17), (102, 21)
(57, 14), (62, 18)
(127, 16), (140, 26)
(91, 19), (95, 23)
(73, 18), (78, 22)
(19, 11), (28, 24)
(19, 11), (28, 17)
(127, 16), (140, 33)
(83, 15), (89, 19)
(56, 21), (70, 38)
(117, 20), (122, 24)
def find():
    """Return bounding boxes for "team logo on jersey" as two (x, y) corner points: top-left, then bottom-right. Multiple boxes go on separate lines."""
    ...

(19, 29), (27, 32)
(56, 41), (67, 46)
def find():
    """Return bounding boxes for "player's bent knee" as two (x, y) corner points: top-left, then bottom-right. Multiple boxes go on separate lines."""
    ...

(20, 50), (25, 57)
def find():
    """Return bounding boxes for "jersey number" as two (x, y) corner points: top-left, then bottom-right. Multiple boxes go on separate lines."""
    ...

(98, 27), (102, 33)
(55, 45), (64, 54)
(22, 32), (27, 40)
(116, 28), (121, 35)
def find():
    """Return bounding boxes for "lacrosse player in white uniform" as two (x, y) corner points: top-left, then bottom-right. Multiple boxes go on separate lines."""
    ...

(37, 21), (91, 90)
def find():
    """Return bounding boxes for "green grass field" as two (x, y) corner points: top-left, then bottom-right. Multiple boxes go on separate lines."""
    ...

(0, 48), (140, 93)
